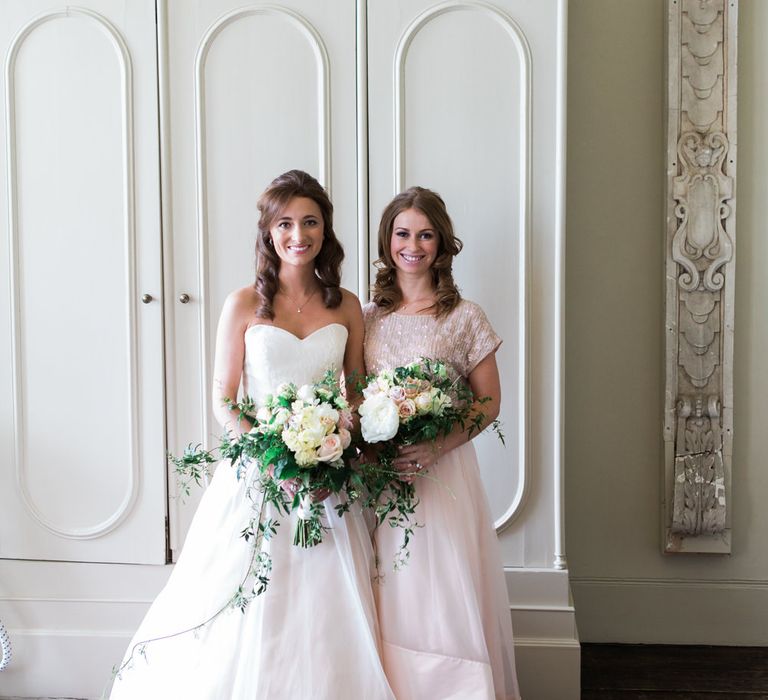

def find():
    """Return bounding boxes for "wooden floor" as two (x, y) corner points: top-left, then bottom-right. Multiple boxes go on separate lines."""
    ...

(582, 644), (768, 699)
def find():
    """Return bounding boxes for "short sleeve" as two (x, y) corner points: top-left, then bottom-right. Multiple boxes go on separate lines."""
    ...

(463, 302), (502, 375)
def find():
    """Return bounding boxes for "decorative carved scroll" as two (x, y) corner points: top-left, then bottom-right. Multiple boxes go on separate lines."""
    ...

(664, 0), (737, 553)
(671, 395), (726, 535)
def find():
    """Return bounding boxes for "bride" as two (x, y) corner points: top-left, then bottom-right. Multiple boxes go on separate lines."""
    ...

(109, 170), (394, 699)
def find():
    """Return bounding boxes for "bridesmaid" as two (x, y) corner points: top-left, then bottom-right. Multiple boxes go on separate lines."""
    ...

(363, 187), (521, 700)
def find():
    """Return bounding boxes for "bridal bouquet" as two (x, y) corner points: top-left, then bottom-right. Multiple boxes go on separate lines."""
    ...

(357, 358), (498, 569)
(174, 371), (359, 549)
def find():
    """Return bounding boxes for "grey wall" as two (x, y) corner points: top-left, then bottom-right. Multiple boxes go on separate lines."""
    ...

(565, 0), (768, 644)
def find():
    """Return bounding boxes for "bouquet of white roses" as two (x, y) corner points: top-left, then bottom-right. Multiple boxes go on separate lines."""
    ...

(171, 370), (363, 603)
(243, 373), (357, 547)
(357, 358), (499, 569)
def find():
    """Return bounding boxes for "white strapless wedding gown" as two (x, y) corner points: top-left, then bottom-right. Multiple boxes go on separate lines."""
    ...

(109, 323), (394, 700)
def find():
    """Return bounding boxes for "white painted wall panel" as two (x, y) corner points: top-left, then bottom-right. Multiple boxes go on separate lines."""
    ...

(0, 1), (165, 563)
(163, 0), (358, 556)
(368, 0), (564, 568)
(400, 7), (526, 527)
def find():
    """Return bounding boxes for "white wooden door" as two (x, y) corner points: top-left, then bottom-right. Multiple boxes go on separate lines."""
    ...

(0, 0), (166, 564)
(162, 0), (359, 556)
(368, 0), (562, 542)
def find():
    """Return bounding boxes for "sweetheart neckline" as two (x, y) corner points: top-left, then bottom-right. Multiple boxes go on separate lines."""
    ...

(244, 322), (347, 342)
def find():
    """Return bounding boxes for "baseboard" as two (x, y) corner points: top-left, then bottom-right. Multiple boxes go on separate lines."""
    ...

(0, 630), (126, 699)
(0, 566), (580, 699)
(507, 568), (581, 700)
(572, 576), (768, 645)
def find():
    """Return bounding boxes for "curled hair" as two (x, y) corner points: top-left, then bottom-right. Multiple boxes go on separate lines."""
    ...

(372, 186), (463, 317)
(254, 169), (344, 319)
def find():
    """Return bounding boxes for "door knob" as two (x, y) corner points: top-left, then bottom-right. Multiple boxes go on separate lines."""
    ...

(141, 293), (153, 304)
(178, 293), (190, 304)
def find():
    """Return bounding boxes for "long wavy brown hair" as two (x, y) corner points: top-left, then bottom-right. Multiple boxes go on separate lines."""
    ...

(372, 186), (463, 317)
(254, 169), (344, 319)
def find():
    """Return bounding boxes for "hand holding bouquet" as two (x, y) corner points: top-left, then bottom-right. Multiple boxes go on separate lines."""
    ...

(357, 358), (502, 569)
(243, 372), (356, 547)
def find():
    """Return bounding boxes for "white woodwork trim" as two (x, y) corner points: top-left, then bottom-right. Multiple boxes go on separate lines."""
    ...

(1, 596), (155, 605)
(4, 7), (141, 539)
(155, 0), (185, 550)
(193, 6), (332, 441)
(553, 0), (568, 569)
(392, 0), (532, 532)
(0, 626), (580, 700)
(571, 575), (768, 589)
(356, 0), (369, 300)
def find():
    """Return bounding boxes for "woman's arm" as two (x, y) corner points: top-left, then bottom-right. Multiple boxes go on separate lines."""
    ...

(211, 288), (254, 437)
(341, 289), (366, 408)
(393, 352), (501, 474)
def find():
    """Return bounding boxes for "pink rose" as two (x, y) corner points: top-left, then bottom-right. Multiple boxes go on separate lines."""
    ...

(317, 433), (343, 463)
(388, 386), (406, 403)
(339, 428), (352, 449)
(398, 398), (416, 420)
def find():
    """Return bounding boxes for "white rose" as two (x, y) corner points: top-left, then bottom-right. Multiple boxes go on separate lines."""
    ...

(273, 407), (291, 426)
(256, 406), (272, 423)
(317, 433), (343, 463)
(414, 391), (433, 414)
(338, 427), (352, 449)
(297, 384), (318, 405)
(296, 408), (326, 448)
(359, 393), (400, 443)
(362, 382), (381, 399)
(388, 386), (406, 403)
(316, 403), (340, 429)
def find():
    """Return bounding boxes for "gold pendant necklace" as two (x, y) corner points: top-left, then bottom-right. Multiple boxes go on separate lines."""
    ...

(281, 287), (318, 314)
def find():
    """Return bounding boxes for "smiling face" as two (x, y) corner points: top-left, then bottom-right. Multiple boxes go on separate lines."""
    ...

(389, 207), (439, 277)
(269, 196), (324, 267)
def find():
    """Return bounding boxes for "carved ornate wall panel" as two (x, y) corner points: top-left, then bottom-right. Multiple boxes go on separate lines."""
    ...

(664, 0), (737, 554)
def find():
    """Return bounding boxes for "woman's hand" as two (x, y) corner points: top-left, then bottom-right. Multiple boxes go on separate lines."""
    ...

(392, 441), (442, 483)
(279, 478), (331, 503)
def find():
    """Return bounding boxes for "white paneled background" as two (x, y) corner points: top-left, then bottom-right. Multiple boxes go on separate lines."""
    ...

(0, 2), (575, 698)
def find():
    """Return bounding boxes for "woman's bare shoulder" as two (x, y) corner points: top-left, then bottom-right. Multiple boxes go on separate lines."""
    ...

(338, 287), (363, 312)
(222, 285), (259, 322)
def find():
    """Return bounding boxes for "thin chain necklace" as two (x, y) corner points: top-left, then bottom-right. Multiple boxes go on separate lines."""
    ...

(280, 286), (318, 314)
(397, 294), (436, 314)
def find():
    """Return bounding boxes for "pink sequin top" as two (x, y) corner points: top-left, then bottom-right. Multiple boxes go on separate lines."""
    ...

(362, 299), (502, 382)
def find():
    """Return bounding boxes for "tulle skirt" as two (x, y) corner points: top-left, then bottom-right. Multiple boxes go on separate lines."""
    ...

(109, 460), (395, 700)
(374, 442), (521, 700)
